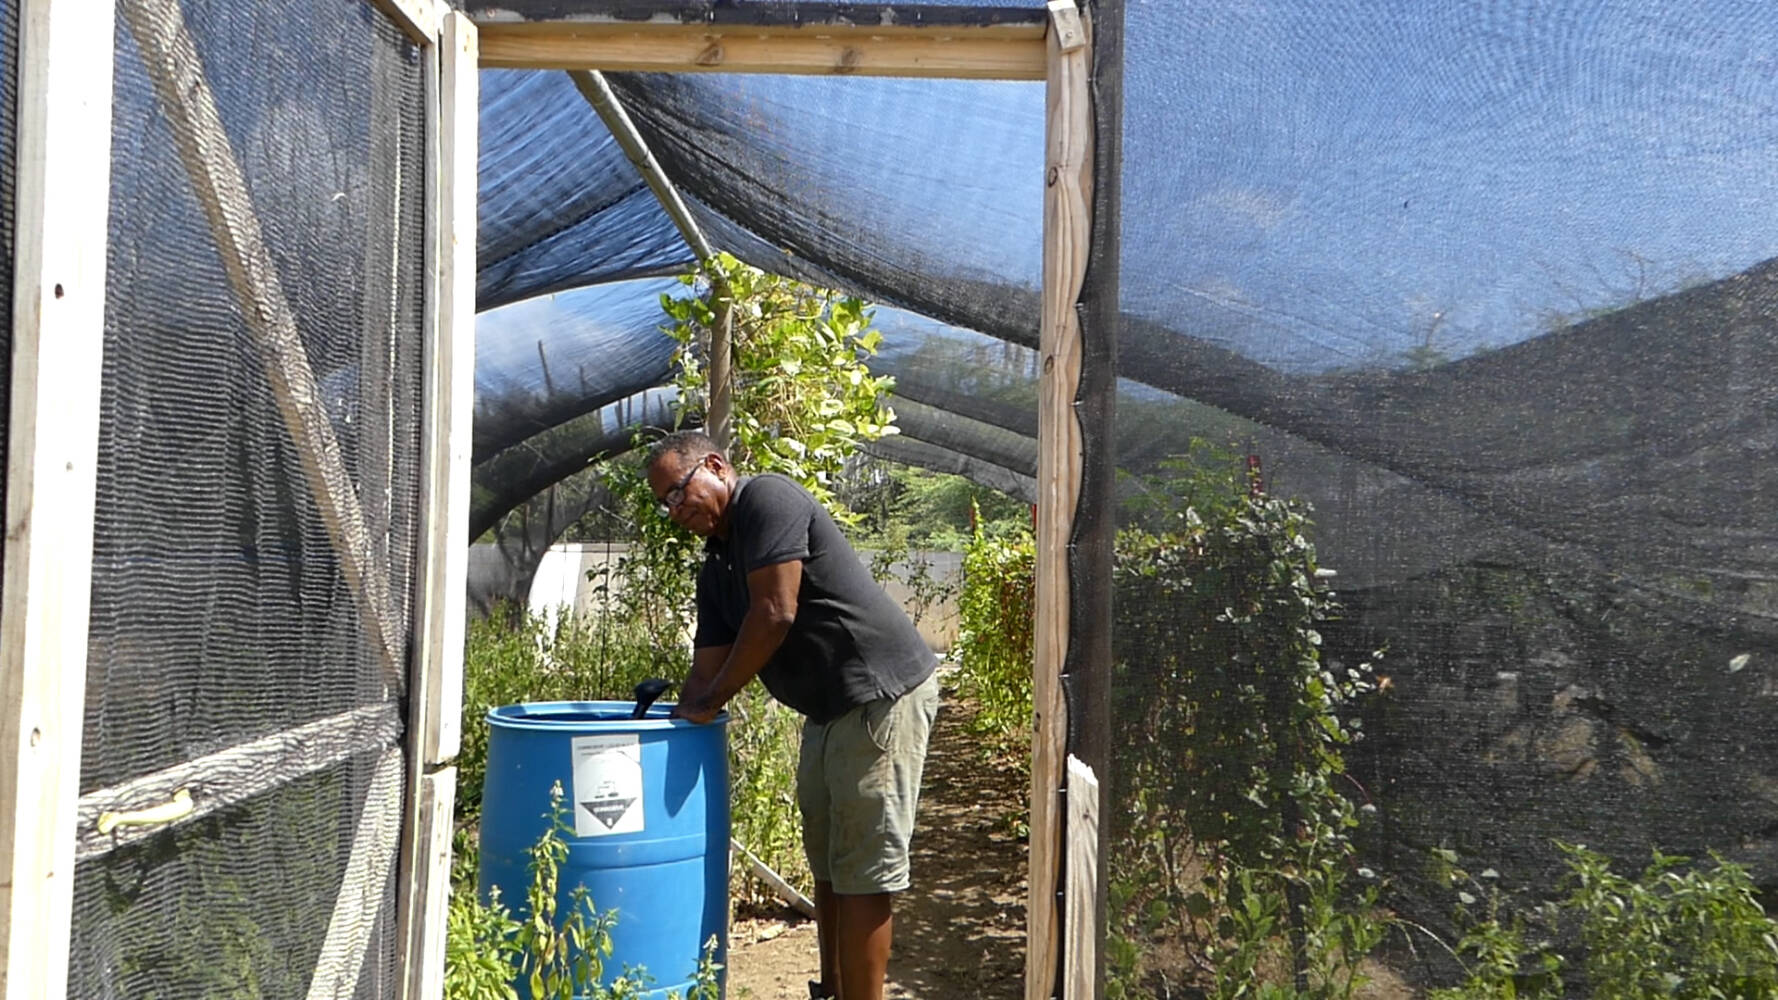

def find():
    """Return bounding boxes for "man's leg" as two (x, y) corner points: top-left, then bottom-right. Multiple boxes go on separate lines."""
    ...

(834, 891), (894, 1000)
(815, 880), (839, 996)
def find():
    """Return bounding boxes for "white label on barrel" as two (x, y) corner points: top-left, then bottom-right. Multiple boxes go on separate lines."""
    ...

(570, 734), (644, 837)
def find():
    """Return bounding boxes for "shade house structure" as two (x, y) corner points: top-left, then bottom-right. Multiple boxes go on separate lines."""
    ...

(2, 0), (1777, 999)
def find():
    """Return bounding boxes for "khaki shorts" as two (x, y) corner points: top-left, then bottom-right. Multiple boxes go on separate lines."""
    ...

(797, 671), (941, 895)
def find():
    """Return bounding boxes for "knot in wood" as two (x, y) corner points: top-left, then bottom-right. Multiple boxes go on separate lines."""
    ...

(696, 41), (724, 66)
(1046, 164), (1060, 186)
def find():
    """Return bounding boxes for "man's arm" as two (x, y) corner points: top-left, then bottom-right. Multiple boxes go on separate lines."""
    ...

(673, 559), (802, 723)
(680, 644), (729, 708)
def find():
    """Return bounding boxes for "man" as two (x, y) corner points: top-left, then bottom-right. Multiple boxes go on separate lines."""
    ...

(645, 430), (940, 1000)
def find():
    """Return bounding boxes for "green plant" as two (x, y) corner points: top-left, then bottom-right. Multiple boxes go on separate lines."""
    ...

(1105, 442), (1384, 999)
(661, 252), (898, 525)
(954, 503), (1035, 759)
(445, 784), (724, 1000)
(1560, 843), (1778, 998)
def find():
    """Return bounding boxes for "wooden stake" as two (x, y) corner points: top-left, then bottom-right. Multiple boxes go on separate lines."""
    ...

(0, 2), (117, 997)
(1027, 2), (1092, 998)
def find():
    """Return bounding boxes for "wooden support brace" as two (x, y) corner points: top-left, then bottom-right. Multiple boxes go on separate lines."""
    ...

(119, 0), (406, 692)
(74, 701), (404, 861)
(1027, 1), (1093, 998)
(478, 20), (1047, 79)
(0, 2), (118, 997)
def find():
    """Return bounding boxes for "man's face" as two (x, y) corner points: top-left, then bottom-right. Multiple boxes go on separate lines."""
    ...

(647, 451), (727, 537)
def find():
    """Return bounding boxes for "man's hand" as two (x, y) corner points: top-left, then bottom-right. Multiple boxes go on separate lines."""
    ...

(671, 695), (722, 724)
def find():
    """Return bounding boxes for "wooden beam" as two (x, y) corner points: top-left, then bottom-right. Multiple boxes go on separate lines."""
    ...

(398, 14), (477, 1000)
(478, 21), (1047, 79)
(0, 2), (117, 997)
(371, 0), (448, 46)
(1026, 1), (1091, 998)
(463, 0), (1048, 30)
(119, 0), (406, 691)
(73, 702), (403, 861)
(1064, 756), (1100, 1000)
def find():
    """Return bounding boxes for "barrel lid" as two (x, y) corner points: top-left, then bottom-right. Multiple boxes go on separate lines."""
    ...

(485, 700), (730, 731)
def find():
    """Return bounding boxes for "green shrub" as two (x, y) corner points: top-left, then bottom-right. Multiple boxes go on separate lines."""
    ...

(954, 506), (1035, 760)
(445, 783), (722, 1000)
(1429, 844), (1778, 999)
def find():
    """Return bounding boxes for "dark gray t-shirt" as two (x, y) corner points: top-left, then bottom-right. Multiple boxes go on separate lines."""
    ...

(694, 474), (936, 723)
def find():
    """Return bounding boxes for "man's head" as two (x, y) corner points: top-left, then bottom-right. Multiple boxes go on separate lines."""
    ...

(644, 430), (735, 537)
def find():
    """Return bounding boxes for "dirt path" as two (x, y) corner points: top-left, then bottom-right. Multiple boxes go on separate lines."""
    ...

(726, 677), (1029, 999)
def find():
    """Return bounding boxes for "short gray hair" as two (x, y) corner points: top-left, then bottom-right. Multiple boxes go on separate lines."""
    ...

(645, 429), (721, 471)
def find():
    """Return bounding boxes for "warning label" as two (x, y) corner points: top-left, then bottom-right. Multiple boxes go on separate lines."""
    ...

(570, 734), (644, 838)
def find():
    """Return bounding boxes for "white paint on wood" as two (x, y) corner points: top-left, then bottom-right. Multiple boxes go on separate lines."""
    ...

(731, 837), (816, 918)
(1027, 3), (1093, 999)
(74, 701), (403, 861)
(119, 0), (407, 691)
(1064, 756), (1100, 1000)
(411, 10), (477, 768)
(478, 21), (1047, 79)
(399, 17), (477, 1000)
(306, 747), (407, 1000)
(396, 769), (457, 1000)
(0, 2), (118, 998)
(371, 0), (446, 45)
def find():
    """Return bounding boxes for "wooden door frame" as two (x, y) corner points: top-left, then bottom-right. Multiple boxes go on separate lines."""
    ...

(457, 3), (1118, 997)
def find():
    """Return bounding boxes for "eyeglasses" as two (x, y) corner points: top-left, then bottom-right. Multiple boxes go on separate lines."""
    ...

(657, 457), (710, 515)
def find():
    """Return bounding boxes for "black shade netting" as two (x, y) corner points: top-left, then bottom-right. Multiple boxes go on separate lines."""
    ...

(0, 0), (17, 596)
(76, 0), (426, 996)
(69, 751), (404, 1000)
(1095, 1), (1778, 990)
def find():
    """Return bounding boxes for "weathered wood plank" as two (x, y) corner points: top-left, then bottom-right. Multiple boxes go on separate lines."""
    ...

(396, 768), (457, 1000)
(479, 21), (1046, 79)
(1027, 2), (1092, 998)
(0, 2), (118, 997)
(74, 702), (403, 861)
(414, 9), (477, 772)
(119, 0), (406, 691)
(398, 15), (477, 1000)
(1064, 756), (1100, 1000)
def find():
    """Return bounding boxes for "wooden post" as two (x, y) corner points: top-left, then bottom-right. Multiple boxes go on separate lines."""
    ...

(0, 3), (117, 997)
(1027, 2), (1091, 997)
(1066, 0), (1121, 996)
(1031, 0), (1117, 995)
(397, 12), (477, 1000)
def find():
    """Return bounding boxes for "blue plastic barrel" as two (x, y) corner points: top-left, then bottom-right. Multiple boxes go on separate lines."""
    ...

(478, 701), (729, 999)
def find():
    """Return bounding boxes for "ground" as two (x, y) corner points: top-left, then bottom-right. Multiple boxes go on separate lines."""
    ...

(726, 680), (1030, 1000)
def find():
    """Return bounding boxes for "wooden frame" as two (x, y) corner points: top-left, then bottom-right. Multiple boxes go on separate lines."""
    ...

(467, 2), (1118, 997)
(397, 11), (479, 1000)
(479, 20), (1045, 78)
(0, 2), (119, 997)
